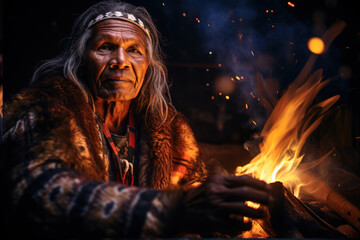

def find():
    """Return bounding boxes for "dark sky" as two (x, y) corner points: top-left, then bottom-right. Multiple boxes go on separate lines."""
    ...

(3, 0), (360, 148)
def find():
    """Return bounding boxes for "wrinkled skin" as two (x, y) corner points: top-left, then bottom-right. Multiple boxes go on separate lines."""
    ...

(85, 19), (150, 133)
(182, 175), (273, 236)
(86, 19), (149, 101)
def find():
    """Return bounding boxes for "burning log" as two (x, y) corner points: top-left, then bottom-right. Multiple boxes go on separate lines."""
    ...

(259, 182), (347, 238)
(300, 172), (360, 235)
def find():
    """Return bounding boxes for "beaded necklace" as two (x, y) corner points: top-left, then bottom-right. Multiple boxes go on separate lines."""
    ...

(101, 112), (135, 186)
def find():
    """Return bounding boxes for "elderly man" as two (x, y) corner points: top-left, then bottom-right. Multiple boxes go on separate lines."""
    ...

(3, 0), (272, 238)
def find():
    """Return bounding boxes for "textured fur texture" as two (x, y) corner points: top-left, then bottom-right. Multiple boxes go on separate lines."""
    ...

(5, 77), (106, 181)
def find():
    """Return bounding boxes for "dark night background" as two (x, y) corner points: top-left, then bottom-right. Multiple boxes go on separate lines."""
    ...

(3, 0), (360, 174)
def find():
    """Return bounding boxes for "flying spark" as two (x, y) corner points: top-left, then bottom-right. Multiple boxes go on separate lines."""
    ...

(288, 2), (295, 7)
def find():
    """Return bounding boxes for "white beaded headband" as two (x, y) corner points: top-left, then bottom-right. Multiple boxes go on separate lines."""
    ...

(88, 11), (151, 40)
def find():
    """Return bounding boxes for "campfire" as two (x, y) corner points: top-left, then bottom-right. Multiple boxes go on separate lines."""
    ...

(233, 21), (360, 238)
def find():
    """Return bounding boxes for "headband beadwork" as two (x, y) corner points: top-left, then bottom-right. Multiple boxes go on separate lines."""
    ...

(88, 11), (151, 40)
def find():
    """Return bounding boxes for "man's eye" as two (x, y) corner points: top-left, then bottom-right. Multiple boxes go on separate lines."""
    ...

(98, 44), (114, 51)
(128, 47), (142, 54)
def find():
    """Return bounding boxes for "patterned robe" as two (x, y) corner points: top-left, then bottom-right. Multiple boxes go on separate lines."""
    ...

(2, 77), (206, 238)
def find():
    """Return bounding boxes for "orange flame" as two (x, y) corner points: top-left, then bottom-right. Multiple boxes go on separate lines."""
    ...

(235, 21), (346, 198)
(236, 70), (339, 197)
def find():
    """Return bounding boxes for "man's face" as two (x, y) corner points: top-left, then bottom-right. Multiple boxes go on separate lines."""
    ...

(86, 19), (149, 101)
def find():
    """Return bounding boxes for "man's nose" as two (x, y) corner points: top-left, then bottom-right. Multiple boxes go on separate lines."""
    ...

(109, 48), (131, 70)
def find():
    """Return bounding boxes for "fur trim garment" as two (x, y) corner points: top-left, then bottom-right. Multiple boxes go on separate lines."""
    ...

(3, 77), (206, 237)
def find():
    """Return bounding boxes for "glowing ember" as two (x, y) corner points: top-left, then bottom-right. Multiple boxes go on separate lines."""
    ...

(236, 70), (339, 197)
(288, 1), (295, 8)
(246, 201), (260, 211)
(308, 37), (325, 54)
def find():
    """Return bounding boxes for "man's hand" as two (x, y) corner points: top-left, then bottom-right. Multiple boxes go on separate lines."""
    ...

(182, 174), (273, 235)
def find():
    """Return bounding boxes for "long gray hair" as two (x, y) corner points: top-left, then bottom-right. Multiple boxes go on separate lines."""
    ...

(32, 0), (172, 124)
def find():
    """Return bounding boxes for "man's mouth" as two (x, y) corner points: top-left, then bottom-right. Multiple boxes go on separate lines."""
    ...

(103, 77), (133, 84)
(105, 77), (130, 82)
(101, 78), (134, 89)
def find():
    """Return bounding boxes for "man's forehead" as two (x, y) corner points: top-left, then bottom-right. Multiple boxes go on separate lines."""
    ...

(92, 19), (147, 40)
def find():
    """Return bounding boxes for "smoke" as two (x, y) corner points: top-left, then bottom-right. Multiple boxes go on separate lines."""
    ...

(177, 0), (342, 132)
